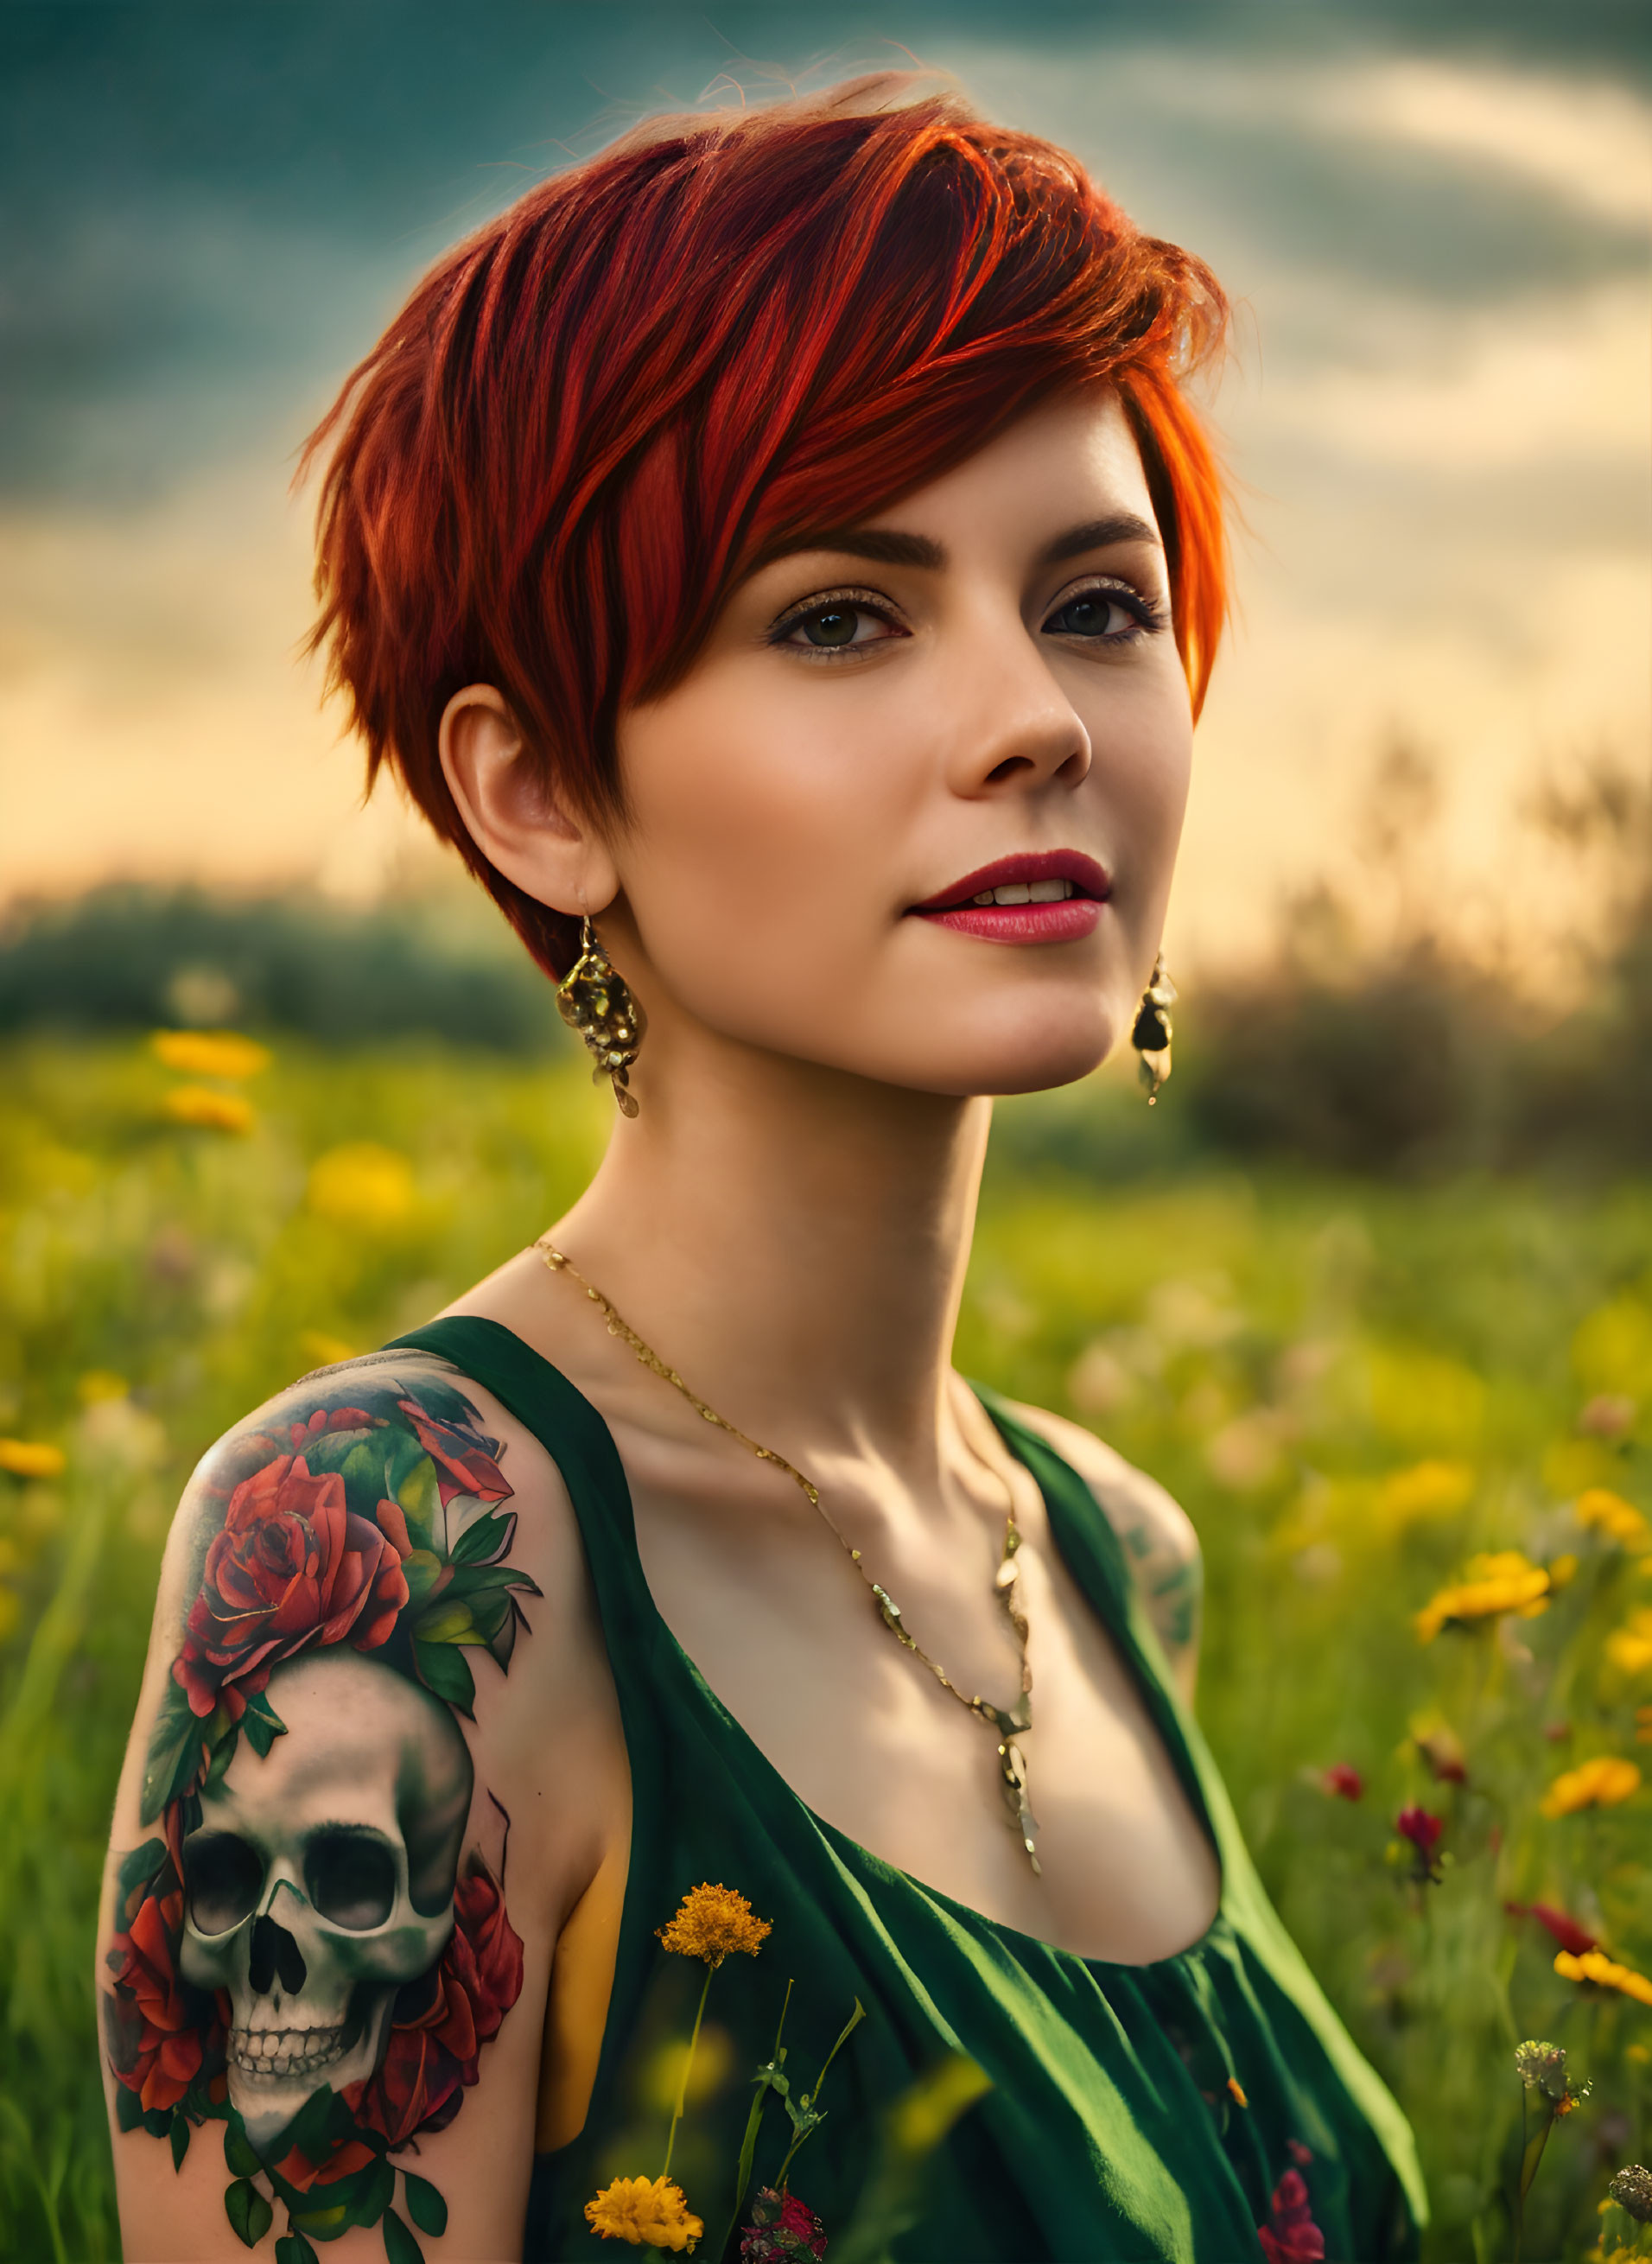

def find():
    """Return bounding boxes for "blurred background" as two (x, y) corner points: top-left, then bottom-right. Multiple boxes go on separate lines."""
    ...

(1, 4), (1649, 2260)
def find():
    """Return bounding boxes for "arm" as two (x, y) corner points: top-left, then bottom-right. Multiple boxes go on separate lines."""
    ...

(1005, 1400), (1204, 1708)
(98, 1351), (626, 2264)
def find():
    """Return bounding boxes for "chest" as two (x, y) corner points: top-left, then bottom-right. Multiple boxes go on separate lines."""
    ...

(625, 1469), (1222, 1965)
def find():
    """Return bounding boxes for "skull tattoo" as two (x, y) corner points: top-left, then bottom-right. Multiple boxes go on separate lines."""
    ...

(177, 1648), (474, 2149)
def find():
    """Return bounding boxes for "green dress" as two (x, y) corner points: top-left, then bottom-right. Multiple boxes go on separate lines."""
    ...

(391, 1318), (1425, 2263)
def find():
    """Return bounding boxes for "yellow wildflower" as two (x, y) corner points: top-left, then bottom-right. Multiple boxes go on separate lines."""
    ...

(1554, 1949), (1652, 2009)
(0, 1439), (66, 1479)
(149, 1028), (270, 1079)
(307, 1142), (416, 1230)
(657, 1882), (772, 1968)
(583, 2174), (703, 2250)
(1606, 1610), (1652, 1678)
(77, 1370), (129, 1404)
(1225, 2076), (1249, 2108)
(164, 1085), (255, 1134)
(1541, 1757), (1642, 1818)
(1376, 1460), (1476, 1532)
(1414, 1550), (1550, 1643)
(1576, 1488), (1652, 1551)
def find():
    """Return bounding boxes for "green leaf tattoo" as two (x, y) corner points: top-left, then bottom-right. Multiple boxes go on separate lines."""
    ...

(382, 2205), (426, 2264)
(403, 2172), (449, 2236)
(225, 2177), (274, 2248)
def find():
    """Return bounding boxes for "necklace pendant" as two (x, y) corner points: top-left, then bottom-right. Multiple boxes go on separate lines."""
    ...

(997, 1738), (1041, 1875)
(872, 1585), (918, 1651)
(974, 1693), (1032, 1739)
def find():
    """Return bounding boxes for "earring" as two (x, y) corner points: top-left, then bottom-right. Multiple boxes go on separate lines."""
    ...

(1131, 955), (1176, 1105)
(556, 915), (646, 1116)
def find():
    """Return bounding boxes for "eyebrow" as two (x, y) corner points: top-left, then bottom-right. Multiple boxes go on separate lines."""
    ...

(777, 512), (1162, 575)
(1036, 513), (1162, 564)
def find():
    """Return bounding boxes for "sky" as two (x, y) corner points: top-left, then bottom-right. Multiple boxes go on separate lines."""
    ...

(2, 0), (1649, 975)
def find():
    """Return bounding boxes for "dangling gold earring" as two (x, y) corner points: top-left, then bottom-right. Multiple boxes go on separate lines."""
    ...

(556, 914), (645, 1116)
(1132, 955), (1176, 1105)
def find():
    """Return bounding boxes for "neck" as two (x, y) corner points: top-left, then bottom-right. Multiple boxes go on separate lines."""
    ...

(550, 1026), (991, 1466)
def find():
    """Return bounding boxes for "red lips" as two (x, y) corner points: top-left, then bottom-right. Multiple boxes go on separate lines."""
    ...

(910, 849), (1109, 944)
(912, 849), (1110, 912)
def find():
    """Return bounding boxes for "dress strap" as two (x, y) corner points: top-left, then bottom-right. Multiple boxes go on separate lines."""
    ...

(385, 1315), (659, 1654)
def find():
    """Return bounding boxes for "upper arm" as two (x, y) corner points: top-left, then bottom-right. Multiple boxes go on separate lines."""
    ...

(98, 1351), (623, 2264)
(1007, 1400), (1204, 1707)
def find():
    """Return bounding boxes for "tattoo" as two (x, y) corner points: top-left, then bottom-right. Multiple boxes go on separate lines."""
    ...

(1121, 1515), (1203, 1657)
(103, 1364), (539, 2258)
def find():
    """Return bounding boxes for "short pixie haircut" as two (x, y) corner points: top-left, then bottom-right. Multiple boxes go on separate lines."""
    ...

(304, 76), (1229, 979)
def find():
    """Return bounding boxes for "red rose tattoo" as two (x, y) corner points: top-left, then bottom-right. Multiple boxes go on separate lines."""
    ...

(175, 1442), (411, 1720)
(105, 1881), (213, 2113)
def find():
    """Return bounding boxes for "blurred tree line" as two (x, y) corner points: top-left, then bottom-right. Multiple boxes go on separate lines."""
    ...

(3, 743), (1648, 1177)
(0, 884), (557, 1053)
(1173, 745), (1652, 1177)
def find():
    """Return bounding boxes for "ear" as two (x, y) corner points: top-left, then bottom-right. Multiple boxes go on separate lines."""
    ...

(437, 685), (620, 915)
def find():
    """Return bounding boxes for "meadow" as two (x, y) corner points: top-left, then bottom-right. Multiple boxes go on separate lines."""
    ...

(1, 1031), (1649, 2263)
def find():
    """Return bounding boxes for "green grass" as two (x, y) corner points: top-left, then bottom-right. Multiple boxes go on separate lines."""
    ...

(2, 1036), (1649, 2261)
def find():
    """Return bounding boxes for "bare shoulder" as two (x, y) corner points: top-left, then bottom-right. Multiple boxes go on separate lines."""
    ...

(1001, 1397), (1204, 1701)
(102, 1345), (624, 2263)
(142, 1344), (612, 1795)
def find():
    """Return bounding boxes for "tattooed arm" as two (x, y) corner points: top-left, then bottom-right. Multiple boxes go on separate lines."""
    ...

(1002, 1402), (1204, 1708)
(98, 1351), (628, 2264)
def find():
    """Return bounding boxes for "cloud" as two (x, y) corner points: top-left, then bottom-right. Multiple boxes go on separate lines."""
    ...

(1309, 56), (1652, 227)
(1239, 276), (1649, 472)
(950, 41), (1650, 314)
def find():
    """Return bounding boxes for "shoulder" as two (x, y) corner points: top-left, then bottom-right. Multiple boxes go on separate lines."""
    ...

(166, 1343), (579, 1655)
(1001, 1397), (1204, 1701)
(149, 1341), (622, 1889)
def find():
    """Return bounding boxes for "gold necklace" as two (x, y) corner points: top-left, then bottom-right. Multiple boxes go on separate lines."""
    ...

(535, 1238), (1041, 1873)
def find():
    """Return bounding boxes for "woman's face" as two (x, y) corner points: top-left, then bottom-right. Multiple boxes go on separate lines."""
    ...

(608, 388), (1193, 1098)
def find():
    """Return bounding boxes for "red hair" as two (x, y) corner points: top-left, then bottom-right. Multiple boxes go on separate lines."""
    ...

(303, 76), (1229, 978)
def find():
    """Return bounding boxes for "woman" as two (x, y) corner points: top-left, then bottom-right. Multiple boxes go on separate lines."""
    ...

(100, 78), (1424, 2263)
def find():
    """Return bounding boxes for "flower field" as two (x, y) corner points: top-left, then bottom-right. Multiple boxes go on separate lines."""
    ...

(1, 1033), (1649, 2261)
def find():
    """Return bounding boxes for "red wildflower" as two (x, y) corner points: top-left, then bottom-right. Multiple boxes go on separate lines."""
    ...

(104, 1885), (208, 2113)
(1258, 2168), (1325, 2264)
(1321, 1764), (1363, 1801)
(740, 2185), (829, 2261)
(1530, 1902), (1598, 1956)
(174, 1451), (411, 1718)
(1395, 1805), (1443, 1855)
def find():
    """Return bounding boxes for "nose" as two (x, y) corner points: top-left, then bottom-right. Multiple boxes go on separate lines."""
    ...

(249, 1912), (308, 1996)
(946, 620), (1092, 797)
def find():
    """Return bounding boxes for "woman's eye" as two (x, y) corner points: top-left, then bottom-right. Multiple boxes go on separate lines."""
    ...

(775, 597), (899, 652)
(1044, 588), (1149, 641)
